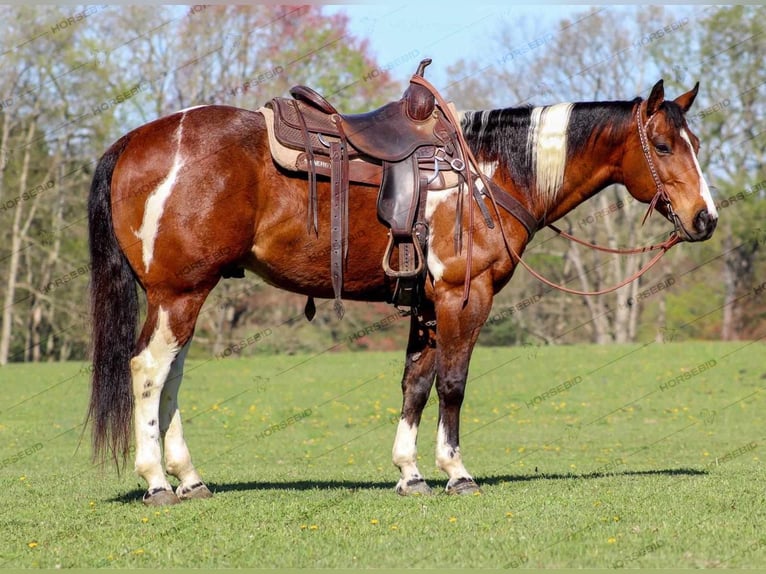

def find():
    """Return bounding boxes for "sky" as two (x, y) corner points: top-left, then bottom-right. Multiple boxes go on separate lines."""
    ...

(326, 4), (600, 85)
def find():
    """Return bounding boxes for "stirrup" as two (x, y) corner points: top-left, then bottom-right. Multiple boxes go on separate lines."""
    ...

(382, 231), (425, 278)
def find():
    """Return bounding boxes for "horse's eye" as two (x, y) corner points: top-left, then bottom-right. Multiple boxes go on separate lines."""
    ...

(654, 142), (671, 155)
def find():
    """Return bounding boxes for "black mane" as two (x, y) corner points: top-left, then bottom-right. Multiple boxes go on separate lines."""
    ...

(460, 99), (640, 191)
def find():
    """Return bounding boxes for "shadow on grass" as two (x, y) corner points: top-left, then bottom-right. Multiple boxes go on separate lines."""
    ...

(108, 467), (707, 504)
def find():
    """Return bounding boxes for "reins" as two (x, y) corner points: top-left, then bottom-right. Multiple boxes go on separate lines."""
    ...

(509, 231), (680, 297)
(412, 73), (681, 300)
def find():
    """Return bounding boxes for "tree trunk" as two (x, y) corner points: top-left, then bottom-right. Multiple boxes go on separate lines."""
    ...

(0, 120), (36, 364)
(566, 241), (611, 343)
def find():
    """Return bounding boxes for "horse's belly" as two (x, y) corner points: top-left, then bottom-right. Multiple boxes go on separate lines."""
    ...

(247, 230), (393, 301)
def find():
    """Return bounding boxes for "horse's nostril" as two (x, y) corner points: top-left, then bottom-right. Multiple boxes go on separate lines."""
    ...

(694, 209), (717, 236)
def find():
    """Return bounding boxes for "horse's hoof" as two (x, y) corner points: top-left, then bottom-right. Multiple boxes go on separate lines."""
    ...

(177, 482), (213, 501)
(395, 478), (433, 496)
(142, 488), (181, 506)
(445, 477), (482, 495)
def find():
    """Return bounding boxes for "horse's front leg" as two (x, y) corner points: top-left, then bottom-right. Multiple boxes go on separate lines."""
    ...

(433, 274), (493, 495)
(392, 305), (437, 495)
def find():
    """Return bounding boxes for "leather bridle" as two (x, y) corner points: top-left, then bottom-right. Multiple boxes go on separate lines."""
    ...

(635, 103), (680, 232)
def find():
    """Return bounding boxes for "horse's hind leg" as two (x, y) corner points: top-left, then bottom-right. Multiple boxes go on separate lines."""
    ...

(392, 307), (437, 495)
(160, 339), (212, 501)
(132, 288), (212, 506)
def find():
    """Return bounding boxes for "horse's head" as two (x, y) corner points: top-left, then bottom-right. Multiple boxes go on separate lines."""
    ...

(624, 80), (718, 242)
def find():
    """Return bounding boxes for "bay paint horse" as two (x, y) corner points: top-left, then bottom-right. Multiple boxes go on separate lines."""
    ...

(87, 78), (717, 505)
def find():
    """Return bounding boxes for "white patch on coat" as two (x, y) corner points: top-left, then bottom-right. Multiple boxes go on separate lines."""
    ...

(527, 103), (574, 209)
(425, 187), (458, 283)
(681, 129), (718, 218)
(135, 114), (187, 272)
(178, 105), (208, 113)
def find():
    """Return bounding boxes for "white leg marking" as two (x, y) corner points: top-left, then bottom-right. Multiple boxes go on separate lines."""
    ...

(392, 418), (424, 489)
(160, 340), (203, 492)
(681, 129), (718, 218)
(527, 103), (574, 209)
(131, 307), (180, 492)
(435, 420), (472, 483)
(134, 114), (187, 272)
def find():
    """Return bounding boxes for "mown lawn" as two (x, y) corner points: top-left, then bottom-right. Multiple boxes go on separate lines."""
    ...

(0, 342), (763, 568)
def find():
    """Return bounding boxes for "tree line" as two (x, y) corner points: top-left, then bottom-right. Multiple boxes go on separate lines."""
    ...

(0, 5), (762, 364)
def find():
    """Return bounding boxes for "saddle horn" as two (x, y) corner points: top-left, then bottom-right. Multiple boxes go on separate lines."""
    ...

(404, 58), (435, 121)
(415, 58), (432, 77)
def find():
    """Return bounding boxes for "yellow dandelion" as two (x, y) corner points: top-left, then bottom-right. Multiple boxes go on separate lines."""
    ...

(506, 512), (514, 518)
(88, 501), (96, 507)
(370, 519), (379, 525)
(27, 542), (38, 549)
(133, 548), (145, 555)
(19, 476), (26, 481)
(300, 524), (308, 530)
(154, 511), (161, 517)
(473, 490), (482, 496)
(449, 516), (457, 523)
(607, 537), (617, 544)
(211, 404), (220, 411)
(390, 525), (399, 531)
(309, 524), (318, 530)
(141, 517), (149, 523)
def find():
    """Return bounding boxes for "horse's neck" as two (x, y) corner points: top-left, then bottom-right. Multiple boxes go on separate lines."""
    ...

(541, 146), (625, 223)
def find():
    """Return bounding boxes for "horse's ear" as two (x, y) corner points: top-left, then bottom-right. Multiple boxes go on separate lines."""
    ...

(673, 82), (700, 113)
(646, 79), (665, 117)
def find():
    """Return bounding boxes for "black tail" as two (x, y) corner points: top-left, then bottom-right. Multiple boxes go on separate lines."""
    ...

(86, 135), (137, 469)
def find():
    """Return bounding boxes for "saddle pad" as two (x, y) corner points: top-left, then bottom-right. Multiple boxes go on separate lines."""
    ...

(260, 106), (303, 171)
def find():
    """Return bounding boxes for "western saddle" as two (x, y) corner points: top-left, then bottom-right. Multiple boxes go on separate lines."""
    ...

(263, 58), (537, 317)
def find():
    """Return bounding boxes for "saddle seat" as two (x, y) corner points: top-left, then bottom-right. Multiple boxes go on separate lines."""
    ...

(287, 61), (444, 162)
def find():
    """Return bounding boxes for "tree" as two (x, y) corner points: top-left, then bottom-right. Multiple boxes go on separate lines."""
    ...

(654, 5), (766, 340)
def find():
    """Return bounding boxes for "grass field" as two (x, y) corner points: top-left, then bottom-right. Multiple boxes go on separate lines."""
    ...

(0, 342), (763, 568)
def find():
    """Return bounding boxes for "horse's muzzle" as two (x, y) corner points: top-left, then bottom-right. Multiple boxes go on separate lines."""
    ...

(694, 209), (717, 240)
(680, 209), (717, 242)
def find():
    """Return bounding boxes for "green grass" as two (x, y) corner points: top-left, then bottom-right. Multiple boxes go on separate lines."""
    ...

(0, 342), (764, 568)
